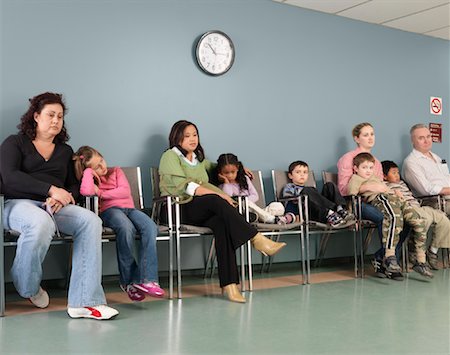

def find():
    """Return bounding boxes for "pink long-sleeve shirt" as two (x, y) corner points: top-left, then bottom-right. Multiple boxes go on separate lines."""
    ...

(80, 167), (134, 213)
(337, 147), (383, 195)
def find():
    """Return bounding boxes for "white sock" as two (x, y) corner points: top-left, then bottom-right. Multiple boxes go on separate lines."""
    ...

(430, 246), (439, 254)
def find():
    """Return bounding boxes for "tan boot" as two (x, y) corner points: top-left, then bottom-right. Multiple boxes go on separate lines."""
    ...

(251, 233), (286, 257)
(222, 283), (246, 303)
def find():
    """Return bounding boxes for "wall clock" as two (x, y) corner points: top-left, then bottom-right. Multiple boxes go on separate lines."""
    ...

(195, 31), (235, 76)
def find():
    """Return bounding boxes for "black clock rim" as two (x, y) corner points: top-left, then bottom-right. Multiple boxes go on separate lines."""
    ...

(195, 30), (235, 76)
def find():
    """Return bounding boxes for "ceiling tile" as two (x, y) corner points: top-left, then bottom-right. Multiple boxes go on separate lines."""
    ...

(283, 0), (369, 14)
(338, 0), (449, 24)
(384, 3), (450, 33)
(425, 26), (450, 40)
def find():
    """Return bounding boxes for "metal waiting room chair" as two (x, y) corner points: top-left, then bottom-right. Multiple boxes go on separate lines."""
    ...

(272, 170), (362, 283)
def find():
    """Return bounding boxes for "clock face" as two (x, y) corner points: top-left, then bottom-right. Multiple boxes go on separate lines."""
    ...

(196, 31), (235, 76)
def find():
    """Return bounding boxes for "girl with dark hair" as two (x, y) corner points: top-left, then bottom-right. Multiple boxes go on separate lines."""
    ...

(159, 120), (286, 303)
(0, 92), (118, 320)
(217, 153), (294, 224)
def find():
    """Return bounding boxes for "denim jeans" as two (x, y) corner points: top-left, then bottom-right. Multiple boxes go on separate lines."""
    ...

(100, 207), (159, 286)
(360, 202), (384, 260)
(3, 199), (106, 307)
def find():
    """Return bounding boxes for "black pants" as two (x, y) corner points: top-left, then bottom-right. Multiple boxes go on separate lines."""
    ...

(180, 195), (258, 287)
(285, 182), (346, 223)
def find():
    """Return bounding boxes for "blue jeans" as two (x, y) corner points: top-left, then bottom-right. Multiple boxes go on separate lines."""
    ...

(360, 202), (384, 260)
(100, 207), (159, 286)
(3, 199), (106, 308)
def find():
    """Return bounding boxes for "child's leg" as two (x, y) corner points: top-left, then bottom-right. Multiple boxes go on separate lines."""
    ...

(100, 208), (139, 286)
(300, 186), (335, 222)
(247, 200), (276, 223)
(402, 205), (427, 264)
(372, 195), (403, 258)
(127, 209), (159, 283)
(321, 182), (346, 208)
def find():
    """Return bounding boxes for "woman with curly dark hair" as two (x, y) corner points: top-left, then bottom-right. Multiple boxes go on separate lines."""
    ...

(0, 92), (118, 320)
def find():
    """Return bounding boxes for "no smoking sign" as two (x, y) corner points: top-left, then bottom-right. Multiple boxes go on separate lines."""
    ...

(430, 96), (442, 115)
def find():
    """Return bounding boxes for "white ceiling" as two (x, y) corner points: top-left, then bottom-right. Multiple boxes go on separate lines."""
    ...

(273, 0), (450, 41)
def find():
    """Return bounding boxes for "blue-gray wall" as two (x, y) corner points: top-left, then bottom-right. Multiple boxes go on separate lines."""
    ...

(1, 0), (449, 275)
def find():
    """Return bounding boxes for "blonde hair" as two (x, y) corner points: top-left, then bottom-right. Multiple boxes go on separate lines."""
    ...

(73, 145), (103, 180)
(352, 122), (373, 138)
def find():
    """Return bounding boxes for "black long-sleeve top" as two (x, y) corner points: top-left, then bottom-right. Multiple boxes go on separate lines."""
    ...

(0, 134), (80, 202)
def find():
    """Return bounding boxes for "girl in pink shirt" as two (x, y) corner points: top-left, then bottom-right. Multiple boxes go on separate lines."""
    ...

(73, 146), (164, 302)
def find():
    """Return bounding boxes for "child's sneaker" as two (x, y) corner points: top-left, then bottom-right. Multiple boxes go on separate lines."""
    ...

(29, 287), (49, 308)
(338, 209), (356, 223)
(372, 259), (387, 279)
(121, 284), (145, 302)
(134, 282), (165, 298)
(276, 212), (296, 225)
(426, 249), (439, 270)
(67, 305), (119, 320)
(383, 255), (402, 273)
(326, 211), (344, 227)
(412, 263), (434, 278)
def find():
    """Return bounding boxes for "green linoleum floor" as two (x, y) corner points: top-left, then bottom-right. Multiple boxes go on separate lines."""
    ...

(1, 268), (449, 355)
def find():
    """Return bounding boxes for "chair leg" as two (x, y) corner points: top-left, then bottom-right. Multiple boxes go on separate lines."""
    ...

(246, 240), (253, 291)
(203, 238), (215, 278)
(266, 234), (281, 273)
(314, 233), (331, 268)
(402, 240), (409, 273)
(363, 228), (374, 255)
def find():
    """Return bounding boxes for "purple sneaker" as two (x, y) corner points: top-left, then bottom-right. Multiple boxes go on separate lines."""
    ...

(134, 282), (165, 298)
(121, 284), (145, 302)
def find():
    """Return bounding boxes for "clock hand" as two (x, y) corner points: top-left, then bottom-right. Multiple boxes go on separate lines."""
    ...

(207, 43), (216, 55)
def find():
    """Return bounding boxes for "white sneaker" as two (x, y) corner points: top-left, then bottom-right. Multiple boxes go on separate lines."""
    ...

(67, 305), (119, 320)
(29, 287), (49, 308)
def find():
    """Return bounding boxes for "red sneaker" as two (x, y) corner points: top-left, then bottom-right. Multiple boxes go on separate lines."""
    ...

(67, 305), (119, 320)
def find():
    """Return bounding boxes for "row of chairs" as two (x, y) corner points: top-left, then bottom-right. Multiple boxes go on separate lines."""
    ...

(201, 170), (363, 290)
(4, 166), (445, 316)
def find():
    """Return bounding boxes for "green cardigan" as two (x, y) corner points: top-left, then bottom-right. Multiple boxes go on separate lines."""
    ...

(159, 149), (223, 203)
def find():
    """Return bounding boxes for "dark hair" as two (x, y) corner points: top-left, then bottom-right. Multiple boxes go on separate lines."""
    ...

(168, 120), (205, 162)
(353, 152), (375, 167)
(17, 92), (69, 143)
(288, 160), (309, 174)
(381, 160), (399, 177)
(73, 145), (103, 181)
(216, 153), (248, 192)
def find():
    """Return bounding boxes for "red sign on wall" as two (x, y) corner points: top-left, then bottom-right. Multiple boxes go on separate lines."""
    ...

(429, 123), (442, 143)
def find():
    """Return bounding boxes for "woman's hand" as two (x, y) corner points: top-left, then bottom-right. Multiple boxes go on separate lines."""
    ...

(44, 197), (63, 214)
(243, 167), (254, 180)
(219, 193), (237, 207)
(48, 186), (75, 206)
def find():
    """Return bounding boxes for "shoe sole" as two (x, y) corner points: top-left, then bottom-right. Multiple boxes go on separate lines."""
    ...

(68, 311), (119, 320)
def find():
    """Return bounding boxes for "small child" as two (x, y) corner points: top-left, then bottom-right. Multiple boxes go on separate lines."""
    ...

(348, 152), (433, 278)
(73, 146), (165, 301)
(282, 160), (355, 228)
(217, 153), (296, 224)
(382, 160), (450, 270)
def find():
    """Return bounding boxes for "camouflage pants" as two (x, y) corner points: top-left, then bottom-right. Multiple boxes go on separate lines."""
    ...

(372, 194), (427, 262)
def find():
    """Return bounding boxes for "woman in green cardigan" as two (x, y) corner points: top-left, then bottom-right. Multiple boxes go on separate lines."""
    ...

(159, 120), (286, 303)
